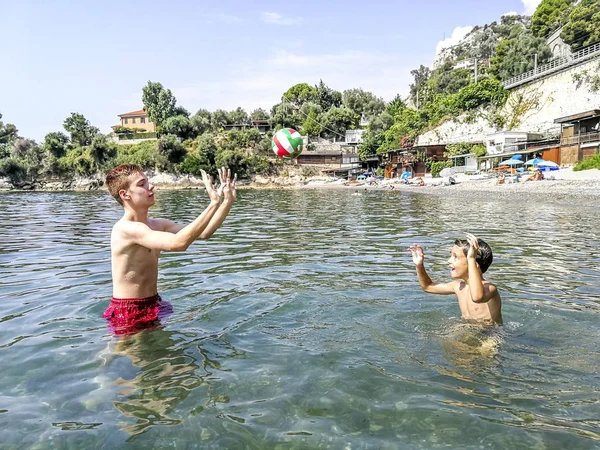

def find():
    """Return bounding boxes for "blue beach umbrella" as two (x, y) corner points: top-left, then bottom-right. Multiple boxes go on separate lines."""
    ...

(537, 160), (560, 171)
(499, 158), (524, 166)
(524, 157), (545, 166)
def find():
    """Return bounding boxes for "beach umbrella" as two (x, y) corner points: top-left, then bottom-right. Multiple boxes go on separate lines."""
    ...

(537, 160), (560, 171)
(499, 159), (524, 166)
(439, 167), (456, 177)
(524, 157), (545, 166)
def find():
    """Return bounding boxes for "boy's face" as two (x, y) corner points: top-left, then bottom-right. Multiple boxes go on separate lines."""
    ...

(121, 171), (155, 207)
(448, 245), (468, 279)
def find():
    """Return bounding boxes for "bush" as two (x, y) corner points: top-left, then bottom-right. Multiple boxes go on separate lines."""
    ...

(430, 160), (453, 177)
(114, 140), (165, 170)
(573, 154), (600, 171)
(58, 147), (95, 176)
(0, 158), (27, 183)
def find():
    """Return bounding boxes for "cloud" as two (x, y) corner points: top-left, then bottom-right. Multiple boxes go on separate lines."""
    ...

(262, 12), (295, 25)
(435, 26), (474, 56)
(522, 0), (542, 15)
(502, 11), (519, 17)
(173, 49), (414, 115)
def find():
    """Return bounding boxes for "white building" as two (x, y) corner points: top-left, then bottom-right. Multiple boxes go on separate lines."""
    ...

(485, 131), (544, 156)
(345, 129), (366, 145)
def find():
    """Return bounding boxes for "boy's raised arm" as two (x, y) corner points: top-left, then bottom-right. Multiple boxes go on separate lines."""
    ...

(198, 169), (237, 240)
(124, 170), (224, 252)
(408, 244), (456, 295)
(465, 233), (485, 302)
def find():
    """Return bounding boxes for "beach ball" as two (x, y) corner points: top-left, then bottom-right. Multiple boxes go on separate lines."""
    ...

(272, 128), (304, 159)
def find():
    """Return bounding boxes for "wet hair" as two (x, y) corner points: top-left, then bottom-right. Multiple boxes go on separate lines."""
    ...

(105, 164), (143, 205)
(454, 237), (493, 273)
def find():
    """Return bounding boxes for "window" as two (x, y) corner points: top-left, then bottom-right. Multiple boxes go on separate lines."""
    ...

(124, 118), (128, 124)
(140, 117), (145, 123)
(132, 118), (136, 124)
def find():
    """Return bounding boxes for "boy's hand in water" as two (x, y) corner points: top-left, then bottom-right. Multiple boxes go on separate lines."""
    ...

(201, 169), (221, 204)
(465, 232), (479, 260)
(408, 244), (425, 266)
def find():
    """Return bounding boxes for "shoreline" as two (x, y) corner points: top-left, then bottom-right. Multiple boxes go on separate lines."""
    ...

(1, 168), (599, 204)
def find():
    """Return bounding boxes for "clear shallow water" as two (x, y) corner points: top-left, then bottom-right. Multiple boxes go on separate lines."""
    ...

(0, 189), (599, 449)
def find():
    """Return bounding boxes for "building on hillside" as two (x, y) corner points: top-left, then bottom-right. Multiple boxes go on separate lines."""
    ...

(555, 110), (600, 164)
(251, 120), (272, 134)
(114, 109), (155, 132)
(381, 145), (446, 178)
(223, 121), (273, 134)
(546, 27), (572, 60)
(485, 131), (543, 155)
(480, 131), (560, 169)
(345, 129), (366, 145)
(297, 151), (359, 166)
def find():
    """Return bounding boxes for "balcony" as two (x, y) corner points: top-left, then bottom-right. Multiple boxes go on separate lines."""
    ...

(561, 131), (600, 146)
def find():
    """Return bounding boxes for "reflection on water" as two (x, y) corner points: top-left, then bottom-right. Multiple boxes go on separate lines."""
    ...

(0, 189), (599, 449)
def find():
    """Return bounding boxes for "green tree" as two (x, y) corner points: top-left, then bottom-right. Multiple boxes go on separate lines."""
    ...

(178, 133), (217, 175)
(249, 108), (270, 121)
(301, 110), (324, 136)
(357, 130), (382, 160)
(561, 0), (600, 51)
(63, 113), (99, 147)
(531, 0), (575, 38)
(429, 62), (472, 96)
(158, 134), (187, 167)
(409, 65), (432, 105)
(142, 81), (177, 127)
(0, 113), (19, 158)
(270, 102), (302, 130)
(379, 108), (424, 152)
(211, 109), (232, 130)
(315, 80), (342, 110)
(367, 112), (394, 135)
(283, 83), (317, 107)
(190, 109), (212, 135)
(163, 115), (194, 140)
(489, 33), (552, 81)
(342, 88), (385, 121)
(43, 131), (70, 158)
(385, 95), (406, 117)
(320, 106), (356, 138)
(89, 135), (117, 169)
(229, 107), (249, 124)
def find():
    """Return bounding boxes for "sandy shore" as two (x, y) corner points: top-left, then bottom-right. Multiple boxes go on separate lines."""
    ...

(297, 167), (600, 205)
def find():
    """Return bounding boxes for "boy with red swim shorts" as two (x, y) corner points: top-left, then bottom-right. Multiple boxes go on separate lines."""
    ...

(104, 164), (236, 335)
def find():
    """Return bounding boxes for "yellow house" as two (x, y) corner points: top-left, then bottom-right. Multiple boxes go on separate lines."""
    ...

(114, 109), (156, 132)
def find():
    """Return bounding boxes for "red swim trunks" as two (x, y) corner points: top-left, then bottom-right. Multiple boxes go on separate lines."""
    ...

(103, 294), (173, 336)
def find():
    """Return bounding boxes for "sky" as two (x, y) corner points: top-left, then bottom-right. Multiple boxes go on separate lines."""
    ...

(0, 0), (542, 142)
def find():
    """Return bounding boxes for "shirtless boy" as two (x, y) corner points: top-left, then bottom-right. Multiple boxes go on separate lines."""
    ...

(103, 164), (236, 334)
(408, 233), (502, 325)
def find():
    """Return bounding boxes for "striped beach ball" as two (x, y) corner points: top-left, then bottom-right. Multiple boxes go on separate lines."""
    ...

(271, 128), (304, 159)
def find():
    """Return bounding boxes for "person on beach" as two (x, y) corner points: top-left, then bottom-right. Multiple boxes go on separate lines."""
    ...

(408, 233), (502, 325)
(103, 164), (237, 335)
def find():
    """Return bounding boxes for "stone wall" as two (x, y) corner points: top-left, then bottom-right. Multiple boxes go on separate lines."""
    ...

(416, 59), (600, 146)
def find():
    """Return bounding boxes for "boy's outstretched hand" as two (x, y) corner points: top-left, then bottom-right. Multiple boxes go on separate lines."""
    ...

(201, 169), (222, 203)
(408, 244), (425, 266)
(465, 232), (479, 260)
(225, 173), (237, 203)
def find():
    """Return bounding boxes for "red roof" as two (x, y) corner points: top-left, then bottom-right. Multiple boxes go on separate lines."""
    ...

(118, 109), (147, 117)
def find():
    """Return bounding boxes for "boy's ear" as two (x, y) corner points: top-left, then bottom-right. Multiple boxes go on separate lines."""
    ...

(119, 189), (130, 201)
